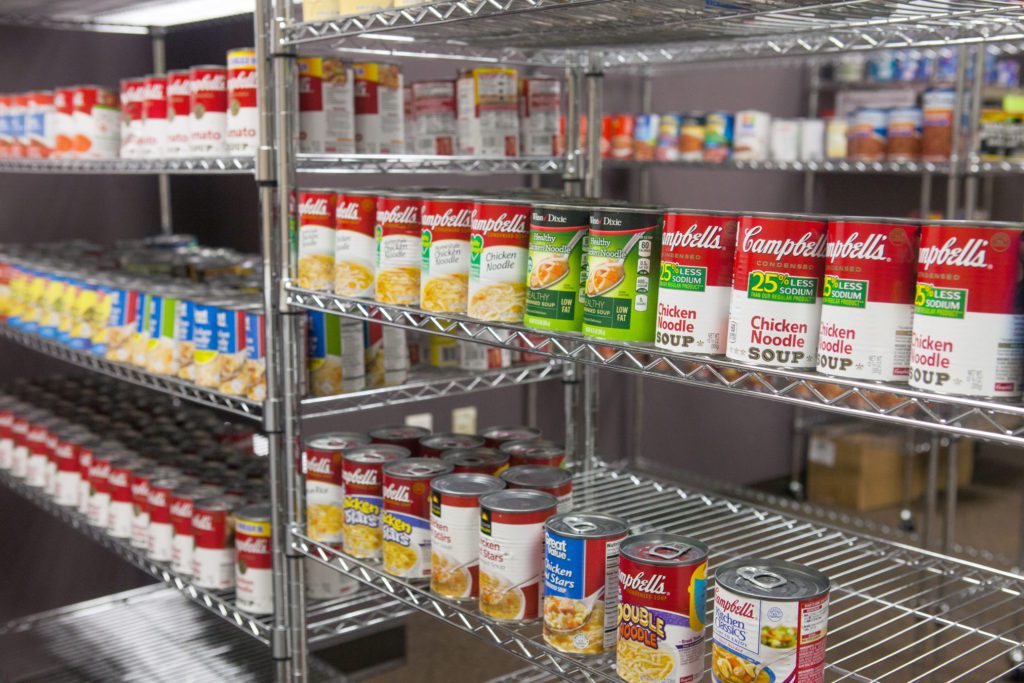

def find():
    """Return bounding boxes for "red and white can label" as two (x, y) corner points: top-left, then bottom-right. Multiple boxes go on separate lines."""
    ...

(431, 490), (483, 600)
(297, 190), (336, 291)
(353, 62), (404, 154)
(192, 508), (235, 589)
(189, 66), (228, 156)
(305, 448), (344, 544)
(334, 192), (376, 298)
(53, 439), (79, 507)
(87, 457), (112, 527)
(911, 224), (1024, 397)
(457, 68), (519, 156)
(468, 201), (531, 322)
(8, 418), (27, 477)
(77, 446), (93, 515)
(165, 71), (191, 157)
(411, 80), (456, 155)
(227, 49), (259, 155)
(106, 465), (134, 538)
(479, 505), (555, 622)
(342, 460), (385, 558)
(120, 78), (145, 158)
(818, 220), (918, 381)
(25, 425), (48, 488)
(235, 517), (273, 615)
(657, 212), (738, 354)
(727, 215), (827, 368)
(43, 430), (59, 496)
(382, 473), (432, 578)
(170, 495), (197, 575)
(375, 195), (421, 305)
(53, 88), (75, 158)
(0, 410), (13, 470)
(72, 87), (119, 160)
(147, 484), (175, 561)
(130, 473), (152, 549)
(139, 76), (167, 158)
(421, 197), (473, 313)
(298, 57), (356, 154)
(519, 78), (560, 157)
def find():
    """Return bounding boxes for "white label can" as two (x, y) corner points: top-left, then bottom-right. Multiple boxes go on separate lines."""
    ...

(235, 505), (273, 615)
(189, 65), (228, 157)
(519, 77), (560, 157)
(457, 68), (519, 157)
(227, 48), (259, 155)
(353, 62), (404, 154)
(411, 80), (456, 155)
(421, 196), (473, 313)
(733, 110), (772, 161)
(299, 57), (356, 154)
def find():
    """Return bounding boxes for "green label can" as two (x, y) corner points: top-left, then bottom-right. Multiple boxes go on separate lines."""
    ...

(582, 207), (663, 342)
(524, 202), (591, 332)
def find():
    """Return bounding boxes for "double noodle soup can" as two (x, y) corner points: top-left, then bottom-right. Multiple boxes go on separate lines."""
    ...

(382, 458), (453, 579)
(342, 444), (410, 559)
(524, 201), (591, 332)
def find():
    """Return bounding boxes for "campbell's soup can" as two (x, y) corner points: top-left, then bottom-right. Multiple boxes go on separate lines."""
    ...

(818, 218), (918, 381)
(192, 494), (246, 589)
(52, 429), (81, 506)
(419, 433), (485, 459)
(657, 209), (738, 354)
(911, 221), (1024, 397)
(107, 458), (143, 538)
(421, 195), (474, 313)
(76, 440), (95, 514)
(24, 91), (53, 159)
(482, 425), (541, 449)
(375, 192), (421, 305)
(441, 447), (509, 475)
(147, 476), (186, 562)
(353, 62), (404, 154)
(712, 559), (830, 683)
(479, 488), (558, 622)
(171, 483), (224, 575)
(165, 70), (191, 158)
(119, 78), (145, 158)
(305, 432), (369, 544)
(583, 206), (663, 342)
(298, 57), (355, 154)
(226, 48), (258, 155)
(129, 465), (157, 547)
(8, 411), (31, 478)
(618, 534), (708, 683)
(411, 80), (456, 155)
(86, 449), (118, 527)
(24, 419), (51, 488)
(543, 513), (629, 654)
(334, 190), (376, 298)
(500, 439), (565, 468)
(382, 458), (453, 579)
(430, 473), (505, 600)
(139, 75), (167, 158)
(456, 67), (518, 156)
(297, 189), (336, 291)
(525, 201), (591, 332)
(727, 213), (828, 368)
(0, 401), (16, 470)
(501, 465), (572, 513)
(369, 425), (429, 454)
(235, 503), (273, 615)
(342, 445), (410, 559)
(468, 198), (531, 322)
(72, 86), (119, 160)
(189, 65), (228, 157)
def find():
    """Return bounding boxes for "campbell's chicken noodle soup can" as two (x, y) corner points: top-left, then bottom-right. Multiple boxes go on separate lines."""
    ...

(227, 48), (259, 155)
(525, 202), (591, 332)
(501, 465), (573, 513)
(298, 189), (337, 291)
(617, 534), (708, 683)
(712, 559), (830, 683)
(369, 425), (429, 454)
(107, 458), (143, 538)
(421, 195), (474, 313)
(375, 192), (421, 305)
(170, 483), (224, 575)
(76, 440), (94, 514)
(334, 190), (376, 298)
(353, 62), (404, 153)
(147, 476), (185, 562)
(52, 429), (81, 506)
(726, 213), (828, 368)
(468, 198), (531, 321)
(235, 503), (273, 615)
(479, 489), (557, 622)
(442, 448), (509, 475)
(298, 57), (355, 154)
(382, 458), (453, 579)
(817, 218), (918, 381)
(500, 439), (565, 468)
(657, 209), (738, 355)
(305, 432), (369, 544)
(457, 67), (519, 156)
(482, 425), (541, 449)
(189, 65), (228, 156)
(139, 75), (167, 158)
(419, 433), (485, 459)
(411, 80), (456, 155)
(911, 221), (1024, 397)
(71, 86), (119, 159)
(25, 91), (54, 159)
(165, 70), (191, 158)
(543, 513), (629, 654)
(342, 445), (410, 559)
(192, 494), (245, 589)
(120, 78), (145, 158)
(431, 473), (506, 600)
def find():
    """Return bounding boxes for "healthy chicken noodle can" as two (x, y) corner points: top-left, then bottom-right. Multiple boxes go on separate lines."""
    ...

(298, 189), (336, 291)
(382, 458), (453, 579)
(468, 198), (531, 322)
(376, 193), (421, 305)
(420, 195), (473, 313)
(342, 445), (410, 559)
(525, 202), (590, 332)
(334, 191), (376, 297)
(712, 559), (830, 683)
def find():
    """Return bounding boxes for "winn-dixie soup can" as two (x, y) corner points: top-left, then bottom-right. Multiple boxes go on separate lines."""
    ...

(712, 559), (830, 683)
(525, 201), (590, 332)
(382, 458), (453, 579)
(420, 195), (473, 313)
(468, 198), (531, 322)
(911, 221), (1024, 398)
(235, 503), (273, 615)
(479, 488), (558, 622)
(726, 213), (828, 368)
(543, 513), (628, 655)
(375, 192), (421, 305)
(583, 206), (663, 342)
(334, 190), (376, 298)
(657, 209), (738, 354)
(342, 444), (410, 559)
(817, 218), (918, 381)
(617, 533), (708, 683)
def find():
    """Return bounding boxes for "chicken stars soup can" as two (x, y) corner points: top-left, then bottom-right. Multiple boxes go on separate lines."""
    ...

(342, 444), (410, 559)
(382, 458), (453, 579)
(334, 190), (376, 298)
(468, 197), (532, 322)
(617, 533), (708, 683)
(375, 192), (422, 305)
(524, 201), (591, 332)
(305, 432), (369, 545)
(910, 220), (1024, 398)
(657, 209), (738, 354)
(817, 218), (918, 381)
(420, 195), (474, 313)
(726, 213), (828, 368)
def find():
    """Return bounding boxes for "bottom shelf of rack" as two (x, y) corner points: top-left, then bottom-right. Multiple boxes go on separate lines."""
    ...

(292, 462), (1024, 682)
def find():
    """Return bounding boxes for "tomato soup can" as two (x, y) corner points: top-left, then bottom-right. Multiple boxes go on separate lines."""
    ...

(165, 70), (191, 158)
(369, 425), (429, 454)
(298, 189), (337, 291)
(342, 445), (410, 559)
(419, 432), (485, 459)
(226, 48), (258, 155)
(0, 400), (15, 470)
(24, 418), (51, 488)
(334, 190), (376, 298)
(192, 494), (246, 589)
(382, 458), (453, 579)
(171, 483), (224, 575)
(911, 221), (1024, 397)
(525, 201), (591, 332)
(618, 533), (709, 683)
(421, 195), (474, 313)
(86, 449), (118, 527)
(235, 503), (273, 615)
(468, 198), (532, 321)
(138, 75), (167, 158)
(818, 218), (918, 381)
(430, 473), (505, 601)
(712, 559), (830, 683)
(375, 192), (422, 305)
(53, 430), (85, 507)
(500, 465), (572, 513)
(107, 457), (144, 538)
(305, 432), (369, 545)
(583, 206), (663, 342)
(189, 65), (228, 157)
(479, 489), (558, 622)
(441, 447), (509, 475)
(147, 476), (187, 562)
(727, 213), (828, 368)
(657, 209), (738, 354)
(130, 465), (175, 548)
(543, 513), (629, 654)
(481, 425), (541, 449)
(500, 439), (565, 468)
(9, 411), (33, 479)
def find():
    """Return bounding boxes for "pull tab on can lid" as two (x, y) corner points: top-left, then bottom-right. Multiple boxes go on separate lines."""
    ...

(620, 532), (709, 566)
(717, 558), (831, 601)
(737, 566), (788, 590)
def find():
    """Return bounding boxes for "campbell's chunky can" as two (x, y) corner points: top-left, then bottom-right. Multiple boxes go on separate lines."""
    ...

(305, 432), (368, 544)
(298, 57), (355, 154)
(430, 473), (505, 600)
(818, 218), (918, 381)
(419, 433), (485, 459)
(334, 190), (376, 297)
(500, 439), (565, 468)
(712, 559), (830, 683)
(235, 503), (273, 615)
(375, 192), (421, 305)
(411, 80), (456, 155)
(543, 513), (628, 654)
(171, 483), (224, 575)
(226, 48), (258, 155)
(501, 465), (572, 513)
(525, 201), (590, 332)
(72, 86), (119, 160)
(189, 65), (228, 157)
(382, 458), (453, 579)
(369, 425), (429, 454)
(192, 494), (245, 589)
(120, 78), (145, 158)
(911, 221), (1024, 397)
(353, 62), (404, 153)
(442, 447), (508, 475)
(457, 67), (518, 156)
(420, 195), (474, 313)
(139, 75), (167, 158)
(657, 209), (738, 354)
(468, 198), (531, 322)
(297, 189), (336, 291)
(342, 444), (410, 559)
(727, 213), (828, 368)
(165, 70), (191, 157)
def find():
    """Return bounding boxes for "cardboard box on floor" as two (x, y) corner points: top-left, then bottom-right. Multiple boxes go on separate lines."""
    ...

(807, 424), (974, 512)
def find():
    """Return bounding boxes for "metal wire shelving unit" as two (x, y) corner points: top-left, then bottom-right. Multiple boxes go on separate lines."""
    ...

(0, 157), (257, 174)
(608, 158), (955, 175)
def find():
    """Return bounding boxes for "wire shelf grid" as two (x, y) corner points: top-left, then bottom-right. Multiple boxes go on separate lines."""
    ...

(296, 154), (566, 175)
(608, 158), (954, 175)
(0, 157), (256, 174)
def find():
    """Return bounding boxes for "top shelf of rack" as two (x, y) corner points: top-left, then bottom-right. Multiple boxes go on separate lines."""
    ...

(0, 0), (252, 34)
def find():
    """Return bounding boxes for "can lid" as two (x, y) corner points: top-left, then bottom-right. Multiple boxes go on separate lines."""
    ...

(441, 447), (509, 468)
(172, 483), (224, 499)
(368, 425), (431, 441)
(663, 207), (739, 219)
(193, 493), (246, 512)
(480, 488), (558, 513)
(593, 204), (665, 216)
(345, 444), (411, 464)
(190, 64), (227, 70)
(500, 465), (572, 488)
(828, 215), (920, 227)
(305, 432), (371, 451)
(546, 512), (629, 539)
(420, 433), (485, 450)
(236, 502), (272, 522)
(472, 197), (534, 207)
(499, 439), (564, 459)
(715, 558), (831, 600)
(740, 210), (828, 222)
(620, 532), (709, 566)
(227, 47), (257, 53)
(922, 219), (1024, 230)
(150, 476), (188, 490)
(383, 457), (453, 479)
(431, 472), (506, 497)
(481, 425), (542, 442)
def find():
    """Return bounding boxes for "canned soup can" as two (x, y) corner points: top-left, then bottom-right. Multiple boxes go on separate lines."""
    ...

(468, 198), (532, 322)
(369, 425), (429, 453)
(501, 465), (572, 513)
(818, 218), (918, 381)
(375, 192), (421, 305)
(911, 221), (1024, 398)
(500, 439), (565, 468)
(543, 513), (629, 655)
(617, 534), (708, 683)
(420, 433), (485, 459)
(430, 473), (506, 600)
(297, 189), (337, 291)
(524, 202), (591, 332)
(657, 209), (738, 355)
(481, 424), (541, 448)
(727, 213), (828, 368)
(192, 494), (246, 590)
(305, 432), (368, 545)
(420, 195), (473, 313)
(342, 445), (410, 559)
(712, 559), (830, 683)
(334, 190), (376, 298)
(235, 503), (273, 615)
(382, 458), (453, 579)
(441, 447), (508, 475)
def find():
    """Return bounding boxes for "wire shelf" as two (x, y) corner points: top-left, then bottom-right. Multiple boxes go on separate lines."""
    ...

(286, 285), (1024, 447)
(297, 154), (565, 175)
(293, 460), (1024, 683)
(608, 158), (954, 175)
(0, 157), (256, 175)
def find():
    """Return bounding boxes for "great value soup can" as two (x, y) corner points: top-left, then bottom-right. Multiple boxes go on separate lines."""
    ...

(583, 206), (663, 342)
(375, 192), (422, 305)
(342, 444), (410, 559)
(712, 559), (830, 683)
(468, 198), (532, 322)
(727, 213), (828, 368)
(818, 218), (918, 381)
(334, 190), (376, 298)
(618, 534), (708, 683)
(657, 209), (738, 355)
(543, 513), (629, 655)
(382, 458), (453, 579)
(911, 221), (1024, 397)
(524, 201), (590, 332)
(420, 195), (473, 313)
